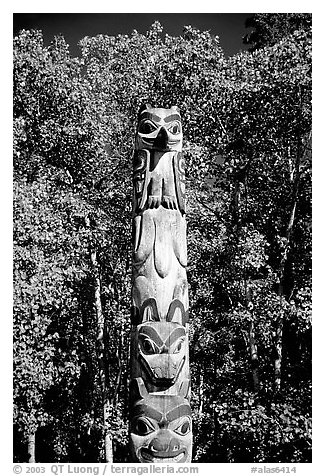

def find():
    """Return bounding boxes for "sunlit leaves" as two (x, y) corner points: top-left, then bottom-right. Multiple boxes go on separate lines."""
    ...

(13, 19), (311, 462)
(214, 389), (311, 462)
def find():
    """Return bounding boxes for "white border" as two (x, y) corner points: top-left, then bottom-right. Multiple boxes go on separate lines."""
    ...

(3, 3), (322, 476)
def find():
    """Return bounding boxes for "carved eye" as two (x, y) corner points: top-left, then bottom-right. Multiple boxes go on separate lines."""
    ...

(173, 339), (184, 354)
(141, 338), (159, 355)
(134, 417), (155, 436)
(172, 337), (185, 354)
(174, 418), (191, 436)
(139, 120), (157, 134)
(168, 122), (181, 135)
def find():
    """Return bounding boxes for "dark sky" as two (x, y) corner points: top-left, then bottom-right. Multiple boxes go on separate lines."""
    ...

(13, 13), (253, 57)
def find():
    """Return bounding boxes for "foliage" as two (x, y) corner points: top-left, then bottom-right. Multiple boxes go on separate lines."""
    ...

(213, 388), (311, 462)
(13, 18), (311, 463)
(243, 13), (312, 51)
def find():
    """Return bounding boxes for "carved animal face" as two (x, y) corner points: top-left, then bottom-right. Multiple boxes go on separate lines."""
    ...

(136, 104), (183, 152)
(130, 394), (192, 463)
(137, 322), (186, 385)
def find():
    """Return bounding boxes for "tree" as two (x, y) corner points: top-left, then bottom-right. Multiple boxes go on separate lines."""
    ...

(13, 19), (311, 462)
(243, 13), (311, 51)
(13, 172), (81, 461)
(13, 29), (130, 462)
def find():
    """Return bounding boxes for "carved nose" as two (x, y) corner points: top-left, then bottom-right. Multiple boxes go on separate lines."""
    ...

(149, 434), (170, 453)
(154, 126), (168, 150)
(160, 343), (168, 354)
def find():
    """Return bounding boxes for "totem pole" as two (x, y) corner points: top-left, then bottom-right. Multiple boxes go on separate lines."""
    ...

(129, 104), (192, 463)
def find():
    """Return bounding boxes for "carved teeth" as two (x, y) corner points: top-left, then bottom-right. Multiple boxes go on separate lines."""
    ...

(154, 368), (162, 378)
(141, 450), (185, 463)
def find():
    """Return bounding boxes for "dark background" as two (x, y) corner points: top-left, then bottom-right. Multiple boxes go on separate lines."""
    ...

(13, 13), (253, 57)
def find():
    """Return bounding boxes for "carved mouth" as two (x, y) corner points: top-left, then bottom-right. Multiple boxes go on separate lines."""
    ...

(140, 138), (179, 151)
(140, 448), (186, 463)
(140, 355), (185, 385)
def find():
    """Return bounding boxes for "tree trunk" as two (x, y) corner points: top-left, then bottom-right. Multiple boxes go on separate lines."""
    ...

(231, 159), (252, 230)
(27, 432), (36, 463)
(90, 247), (113, 463)
(91, 249), (105, 342)
(104, 401), (113, 463)
(199, 371), (204, 414)
(113, 331), (124, 406)
(233, 163), (260, 392)
(246, 285), (259, 392)
(249, 319), (259, 392)
(274, 305), (284, 392)
(232, 179), (241, 227)
(274, 134), (306, 392)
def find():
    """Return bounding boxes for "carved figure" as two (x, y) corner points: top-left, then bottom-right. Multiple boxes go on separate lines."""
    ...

(133, 104), (185, 213)
(130, 321), (190, 395)
(129, 378), (192, 463)
(130, 105), (192, 462)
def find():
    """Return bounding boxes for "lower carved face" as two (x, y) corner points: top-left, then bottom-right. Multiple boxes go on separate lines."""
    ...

(130, 394), (192, 463)
(137, 322), (186, 385)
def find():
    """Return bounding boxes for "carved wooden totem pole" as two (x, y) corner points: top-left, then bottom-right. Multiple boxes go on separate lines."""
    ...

(129, 104), (192, 463)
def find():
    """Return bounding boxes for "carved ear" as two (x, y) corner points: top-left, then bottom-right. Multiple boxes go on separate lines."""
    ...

(130, 377), (149, 402)
(138, 103), (152, 116)
(172, 307), (183, 325)
(166, 300), (187, 325)
(141, 298), (159, 322)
